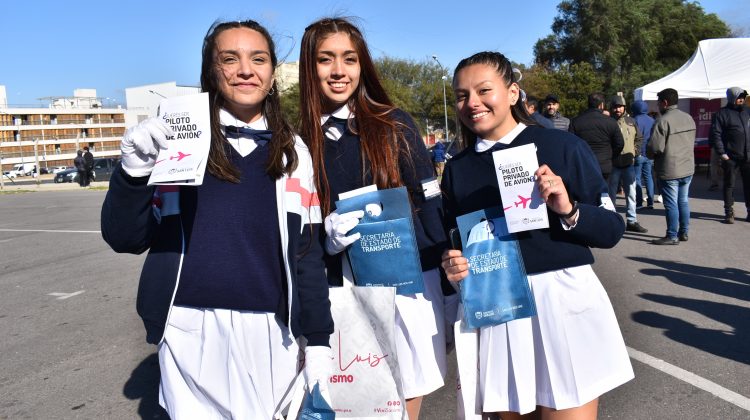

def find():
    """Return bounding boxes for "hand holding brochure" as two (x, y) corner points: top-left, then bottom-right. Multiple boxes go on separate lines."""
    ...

(148, 92), (211, 185)
(335, 186), (424, 295)
(492, 143), (549, 232)
(456, 207), (536, 329)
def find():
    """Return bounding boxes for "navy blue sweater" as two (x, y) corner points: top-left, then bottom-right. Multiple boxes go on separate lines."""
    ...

(175, 146), (285, 312)
(323, 109), (448, 285)
(441, 126), (624, 275)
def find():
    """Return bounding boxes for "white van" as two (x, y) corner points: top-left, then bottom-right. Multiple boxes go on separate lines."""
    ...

(10, 163), (36, 177)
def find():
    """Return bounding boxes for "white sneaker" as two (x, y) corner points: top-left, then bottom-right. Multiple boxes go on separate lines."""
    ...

(654, 194), (663, 203)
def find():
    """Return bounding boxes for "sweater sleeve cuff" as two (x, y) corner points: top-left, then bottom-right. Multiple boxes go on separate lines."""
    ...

(304, 333), (331, 347)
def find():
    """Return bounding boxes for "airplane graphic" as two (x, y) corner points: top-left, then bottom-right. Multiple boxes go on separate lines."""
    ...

(514, 195), (532, 209)
(503, 195), (532, 211)
(155, 151), (192, 164)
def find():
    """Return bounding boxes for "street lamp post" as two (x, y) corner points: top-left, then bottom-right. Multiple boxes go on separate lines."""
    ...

(34, 138), (41, 186)
(431, 55), (450, 145)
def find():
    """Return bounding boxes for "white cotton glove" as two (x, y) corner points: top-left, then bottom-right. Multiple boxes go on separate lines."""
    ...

(324, 210), (365, 255)
(121, 117), (173, 177)
(304, 346), (334, 404)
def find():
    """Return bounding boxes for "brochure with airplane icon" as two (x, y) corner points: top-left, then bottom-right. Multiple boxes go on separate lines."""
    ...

(148, 92), (210, 186)
(492, 142), (549, 233)
(455, 207), (536, 329)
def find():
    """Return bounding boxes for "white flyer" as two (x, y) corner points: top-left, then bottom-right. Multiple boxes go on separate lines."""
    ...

(492, 143), (549, 233)
(148, 92), (210, 185)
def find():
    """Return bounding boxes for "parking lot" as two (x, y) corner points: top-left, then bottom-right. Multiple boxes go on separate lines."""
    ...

(0, 175), (748, 419)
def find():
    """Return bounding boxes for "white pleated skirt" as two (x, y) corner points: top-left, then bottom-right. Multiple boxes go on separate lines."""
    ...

(478, 264), (634, 414)
(394, 268), (449, 399)
(158, 306), (299, 420)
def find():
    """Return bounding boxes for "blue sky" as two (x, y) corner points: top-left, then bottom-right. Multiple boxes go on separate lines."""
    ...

(1, 0), (748, 106)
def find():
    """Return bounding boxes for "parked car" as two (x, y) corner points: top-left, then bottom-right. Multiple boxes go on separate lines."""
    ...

(54, 157), (120, 183)
(51, 166), (69, 174)
(2, 171), (16, 180)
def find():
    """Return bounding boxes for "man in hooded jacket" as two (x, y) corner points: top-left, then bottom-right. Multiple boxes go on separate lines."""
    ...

(710, 87), (750, 224)
(631, 100), (656, 208)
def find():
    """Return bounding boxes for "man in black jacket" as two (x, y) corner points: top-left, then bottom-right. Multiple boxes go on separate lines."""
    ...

(570, 93), (624, 181)
(710, 87), (750, 223)
(82, 146), (94, 187)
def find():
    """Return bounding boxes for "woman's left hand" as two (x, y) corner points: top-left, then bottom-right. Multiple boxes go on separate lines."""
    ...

(535, 164), (573, 215)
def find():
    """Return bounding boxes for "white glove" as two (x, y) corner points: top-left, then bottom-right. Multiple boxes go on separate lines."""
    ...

(324, 210), (365, 255)
(304, 346), (333, 404)
(121, 117), (173, 177)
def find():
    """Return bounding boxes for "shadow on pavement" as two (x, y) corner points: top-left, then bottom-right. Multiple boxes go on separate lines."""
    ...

(632, 298), (749, 365)
(123, 353), (169, 419)
(628, 256), (749, 364)
(629, 256), (750, 300)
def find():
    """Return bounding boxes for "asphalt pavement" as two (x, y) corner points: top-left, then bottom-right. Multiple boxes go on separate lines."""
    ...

(0, 168), (748, 419)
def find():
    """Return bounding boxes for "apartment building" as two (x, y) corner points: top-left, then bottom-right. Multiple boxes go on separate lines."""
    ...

(0, 88), (125, 172)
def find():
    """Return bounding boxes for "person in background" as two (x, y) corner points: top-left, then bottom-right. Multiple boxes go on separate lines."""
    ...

(631, 99), (656, 208)
(609, 96), (647, 233)
(647, 88), (696, 244)
(441, 51), (633, 420)
(100, 19), (333, 419)
(569, 93), (624, 184)
(298, 17), (450, 420)
(709, 87), (749, 224)
(433, 140), (447, 176)
(83, 146), (94, 186)
(73, 150), (86, 187)
(524, 95), (554, 129)
(542, 94), (570, 131)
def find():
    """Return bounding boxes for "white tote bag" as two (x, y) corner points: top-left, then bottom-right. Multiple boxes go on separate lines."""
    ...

(327, 286), (406, 419)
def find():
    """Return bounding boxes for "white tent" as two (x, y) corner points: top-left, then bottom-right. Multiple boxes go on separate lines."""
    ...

(634, 38), (750, 101)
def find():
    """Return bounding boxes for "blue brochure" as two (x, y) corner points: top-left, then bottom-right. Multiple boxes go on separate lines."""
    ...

(300, 383), (335, 420)
(455, 207), (536, 329)
(335, 187), (424, 295)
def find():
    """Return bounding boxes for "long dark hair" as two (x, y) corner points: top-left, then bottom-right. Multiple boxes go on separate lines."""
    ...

(453, 51), (535, 150)
(200, 20), (297, 182)
(299, 17), (415, 216)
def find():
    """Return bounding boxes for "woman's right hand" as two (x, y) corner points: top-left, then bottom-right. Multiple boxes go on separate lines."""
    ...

(121, 117), (173, 177)
(441, 249), (469, 282)
(323, 210), (365, 255)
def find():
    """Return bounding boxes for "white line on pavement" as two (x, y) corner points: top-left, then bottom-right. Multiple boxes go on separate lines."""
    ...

(48, 291), (85, 300)
(0, 229), (100, 234)
(628, 346), (750, 411)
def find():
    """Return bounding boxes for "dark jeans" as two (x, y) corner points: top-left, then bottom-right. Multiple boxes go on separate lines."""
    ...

(721, 159), (750, 214)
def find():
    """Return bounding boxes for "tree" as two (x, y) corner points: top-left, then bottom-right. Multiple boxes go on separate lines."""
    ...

(518, 62), (603, 118)
(375, 57), (456, 140)
(533, 0), (731, 101)
(279, 82), (300, 131)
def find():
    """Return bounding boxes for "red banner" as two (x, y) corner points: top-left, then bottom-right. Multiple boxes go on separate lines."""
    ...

(689, 99), (721, 163)
(689, 99), (721, 142)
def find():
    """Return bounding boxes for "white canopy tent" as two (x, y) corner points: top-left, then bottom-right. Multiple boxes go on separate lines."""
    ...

(634, 38), (750, 101)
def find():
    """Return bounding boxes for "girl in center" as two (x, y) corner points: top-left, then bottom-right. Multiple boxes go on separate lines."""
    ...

(441, 51), (634, 419)
(299, 17), (450, 420)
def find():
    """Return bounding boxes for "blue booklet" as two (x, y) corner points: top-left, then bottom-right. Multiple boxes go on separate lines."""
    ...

(335, 187), (424, 295)
(300, 383), (335, 420)
(455, 207), (536, 328)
